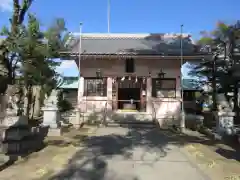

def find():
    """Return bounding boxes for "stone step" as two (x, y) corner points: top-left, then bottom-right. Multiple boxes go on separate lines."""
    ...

(109, 112), (154, 123)
(70, 112), (154, 124)
(106, 121), (157, 128)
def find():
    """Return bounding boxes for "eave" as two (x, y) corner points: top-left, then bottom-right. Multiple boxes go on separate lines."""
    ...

(60, 52), (212, 61)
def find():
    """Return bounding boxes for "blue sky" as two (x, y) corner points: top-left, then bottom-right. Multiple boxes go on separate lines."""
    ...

(1, 0), (239, 77)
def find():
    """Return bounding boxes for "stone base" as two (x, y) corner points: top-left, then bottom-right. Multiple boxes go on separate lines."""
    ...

(73, 110), (84, 129)
(47, 128), (62, 137)
(42, 106), (60, 129)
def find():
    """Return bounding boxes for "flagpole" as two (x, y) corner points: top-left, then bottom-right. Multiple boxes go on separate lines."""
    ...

(107, 0), (110, 33)
(76, 22), (83, 129)
(77, 22), (83, 102)
(180, 24), (185, 131)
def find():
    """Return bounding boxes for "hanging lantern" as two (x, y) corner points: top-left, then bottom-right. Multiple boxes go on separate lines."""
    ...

(158, 69), (165, 78)
(96, 69), (102, 78)
(135, 76), (138, 83)
(128, 76), (131, 80)
(121, 76), (125, 81)
(143, 77), (146, 84)
(148, 71), (152, 77)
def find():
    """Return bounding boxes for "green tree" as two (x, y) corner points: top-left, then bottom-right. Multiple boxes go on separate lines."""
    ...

(190, 21), (240, 124)
(1, 11), (70, 119)
(18, 14), (69, 118)
(0, 0), (34, 94)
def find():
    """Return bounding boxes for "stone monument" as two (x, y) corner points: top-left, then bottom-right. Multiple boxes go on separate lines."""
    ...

(0, 85), (32, 155)
(41, 90), (61, 136)
(1, 85), (27, 127)
(216, 94), (235, 136)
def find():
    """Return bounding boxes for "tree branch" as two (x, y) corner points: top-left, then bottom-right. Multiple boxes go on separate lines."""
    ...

(12, 0), (20, 33)
(18, 0), (34, 24)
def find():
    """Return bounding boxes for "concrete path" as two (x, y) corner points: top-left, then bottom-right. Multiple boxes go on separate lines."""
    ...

(50, 127), (209, 180)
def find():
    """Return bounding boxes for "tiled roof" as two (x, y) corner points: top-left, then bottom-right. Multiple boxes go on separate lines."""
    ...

(66, 33), (207, 56)
(58, 77), (78, 89)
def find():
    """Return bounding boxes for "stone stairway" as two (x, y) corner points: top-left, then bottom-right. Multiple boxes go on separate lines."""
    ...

(82, 111), (157, 128)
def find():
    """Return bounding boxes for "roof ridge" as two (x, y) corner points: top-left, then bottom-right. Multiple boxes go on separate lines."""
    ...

(72, 32), (191, 39)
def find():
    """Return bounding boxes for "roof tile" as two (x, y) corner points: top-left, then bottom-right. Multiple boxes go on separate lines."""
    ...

(67, 33), (204, 56)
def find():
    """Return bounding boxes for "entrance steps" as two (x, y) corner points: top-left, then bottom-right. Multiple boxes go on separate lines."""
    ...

(106, 121), (157, 128)
(104, 112), (156, 128)
(110, 111), (153, 122)
(78, 111), (156, 128)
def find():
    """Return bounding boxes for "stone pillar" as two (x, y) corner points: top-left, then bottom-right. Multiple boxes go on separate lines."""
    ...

(107, 77), (112, 105)
(77, 77), (84, 102)
(105, 77), (113, 122)
(146, 78), (152, 114)
(75, 77), (84, 129)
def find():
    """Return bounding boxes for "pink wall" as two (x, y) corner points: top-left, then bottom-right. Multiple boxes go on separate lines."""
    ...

(80, 57), (180, 78)
(77, 57), (182, 126)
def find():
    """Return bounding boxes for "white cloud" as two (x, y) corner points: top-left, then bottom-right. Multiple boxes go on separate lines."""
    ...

(0, 0), (12, 12)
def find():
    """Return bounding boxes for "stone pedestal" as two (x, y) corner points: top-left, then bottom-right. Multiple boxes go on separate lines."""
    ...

(42, 106), (60, 128)
(216, 111), (236, 136)
(74, 109), (83, 129)
(41, 106), (61, 136)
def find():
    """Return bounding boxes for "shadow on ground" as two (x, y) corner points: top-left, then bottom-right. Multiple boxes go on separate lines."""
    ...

(46, 127), (171, 180)
(42, 125), (240, 180)
(0, 125), (49, 171)
(215, 148), (240, 161)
